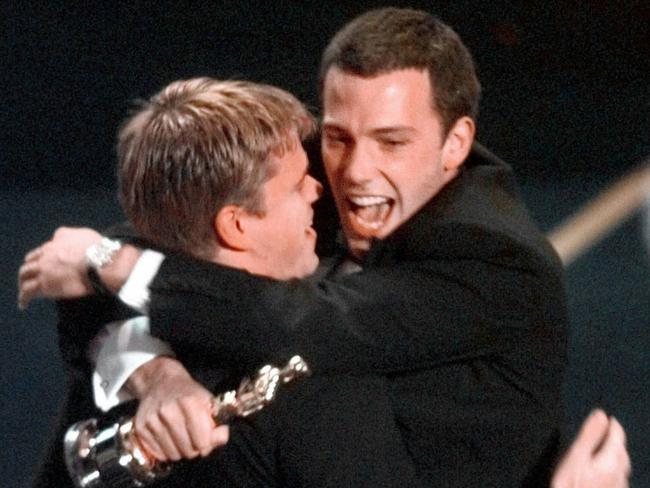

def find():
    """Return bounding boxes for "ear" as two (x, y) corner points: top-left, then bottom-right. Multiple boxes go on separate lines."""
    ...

(214, 204), (251, 251)
(441, 116), (475, 173)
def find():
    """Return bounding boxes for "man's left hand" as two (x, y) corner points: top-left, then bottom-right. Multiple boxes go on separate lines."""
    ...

(18, 226), (102, 309)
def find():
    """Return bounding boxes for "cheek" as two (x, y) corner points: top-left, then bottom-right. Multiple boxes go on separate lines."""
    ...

(278, 210), (306, 249)
(395, 170), (439, 213)
(322, 151), (342, 181)
(323, 165), (344, 204)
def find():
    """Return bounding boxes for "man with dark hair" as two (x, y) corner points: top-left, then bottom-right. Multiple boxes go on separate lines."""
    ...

(318, 7), (481, 133)
(20, 7), (630, 487)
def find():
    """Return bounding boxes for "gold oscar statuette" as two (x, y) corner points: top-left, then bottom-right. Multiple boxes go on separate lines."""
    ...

(63, 355), (310, 487)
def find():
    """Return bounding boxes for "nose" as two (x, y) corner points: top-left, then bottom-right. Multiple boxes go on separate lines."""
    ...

(342, 144), (374, 185)
(307, 175), (323, 203)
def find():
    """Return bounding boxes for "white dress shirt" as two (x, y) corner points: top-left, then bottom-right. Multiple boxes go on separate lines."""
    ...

(91, 249), (171, 411)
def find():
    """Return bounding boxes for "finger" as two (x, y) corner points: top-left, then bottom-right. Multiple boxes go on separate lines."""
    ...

(183, 401), (216, 456)
(610, 418), (632, 478)
(606, 417), (627, 448)
(152, 423), (183, 461)
(24, 246), (43, 263)
(136, 427), (167, 462)
(135, 419), (168, 462)
(209, 425), (230, 452)
(18, 261), (40, 282)
(595, 417), (631, 476)
(18, 262), (41, 300)
(18, 278), (42, 310)
(574, 409), (610, 456)
(160, 408), (199, 459)
(135, 408), (179, 462)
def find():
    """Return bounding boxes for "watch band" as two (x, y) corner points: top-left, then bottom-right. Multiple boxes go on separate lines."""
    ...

(85, 237), (122, 295)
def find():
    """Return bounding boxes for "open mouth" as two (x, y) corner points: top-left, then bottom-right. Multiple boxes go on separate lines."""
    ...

(347, 195), (394, 237)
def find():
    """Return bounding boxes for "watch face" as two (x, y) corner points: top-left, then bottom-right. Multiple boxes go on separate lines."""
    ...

(84, 238), (121, 295)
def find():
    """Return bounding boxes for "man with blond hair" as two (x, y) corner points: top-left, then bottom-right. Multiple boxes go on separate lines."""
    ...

(30, 77), (419, 487)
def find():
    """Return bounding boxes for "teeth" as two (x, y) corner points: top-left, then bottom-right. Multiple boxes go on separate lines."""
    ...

(349, 196), (389, 207)
(355, 217), (383, 229)
(347, 195), (392, 233)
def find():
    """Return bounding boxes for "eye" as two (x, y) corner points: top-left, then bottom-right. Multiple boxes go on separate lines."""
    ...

(379, 138), (408, 149)
(324, 131), (352, 147)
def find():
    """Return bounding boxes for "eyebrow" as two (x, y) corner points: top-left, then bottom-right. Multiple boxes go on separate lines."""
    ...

(322, 123), (416, 137)
(322, 122), (347, 132)
(371, 127), (416, 137)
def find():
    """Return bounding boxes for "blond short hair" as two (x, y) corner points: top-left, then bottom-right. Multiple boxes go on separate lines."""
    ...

(117, 78), (316, 259)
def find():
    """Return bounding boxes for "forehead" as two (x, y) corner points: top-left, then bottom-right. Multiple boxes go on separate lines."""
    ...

(266, 140), (308, 186)
(322, 68), (439, 129)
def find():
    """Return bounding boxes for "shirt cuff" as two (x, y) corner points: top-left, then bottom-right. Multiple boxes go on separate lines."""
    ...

(117, 250), (165, 314)
(92, 316), (174, 412)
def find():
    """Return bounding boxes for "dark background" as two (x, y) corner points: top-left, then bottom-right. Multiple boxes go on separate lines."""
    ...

(2, 1), (649, 486)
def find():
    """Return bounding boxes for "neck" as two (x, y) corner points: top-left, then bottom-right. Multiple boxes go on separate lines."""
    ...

(210, 245), (262, 276)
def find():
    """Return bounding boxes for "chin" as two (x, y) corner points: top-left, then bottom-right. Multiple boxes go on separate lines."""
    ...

(297, 255), (320, 278)
(346, 235), (372, 256)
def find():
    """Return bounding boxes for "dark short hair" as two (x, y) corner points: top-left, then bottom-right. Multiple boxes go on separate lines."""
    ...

(117, 78), (316, 259)
(319, 7), (481, 134)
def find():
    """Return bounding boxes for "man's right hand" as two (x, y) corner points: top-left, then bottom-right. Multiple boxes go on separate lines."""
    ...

(552, 409), (631, 488)
(127, 356), (229, 462)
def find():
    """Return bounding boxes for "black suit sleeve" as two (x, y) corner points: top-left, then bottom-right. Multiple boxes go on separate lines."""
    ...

(33, 265), (140, 488)
(148, 235), (565, 377)
(165, 376), (422, 488)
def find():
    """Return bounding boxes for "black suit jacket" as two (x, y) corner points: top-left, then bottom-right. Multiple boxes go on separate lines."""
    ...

(32, 294), (139, 487)
(32, 258), (420, 485)
(145, 143), (568, 486)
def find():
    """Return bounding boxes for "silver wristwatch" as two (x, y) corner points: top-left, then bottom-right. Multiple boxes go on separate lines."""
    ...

(85, 237), (122, 294)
